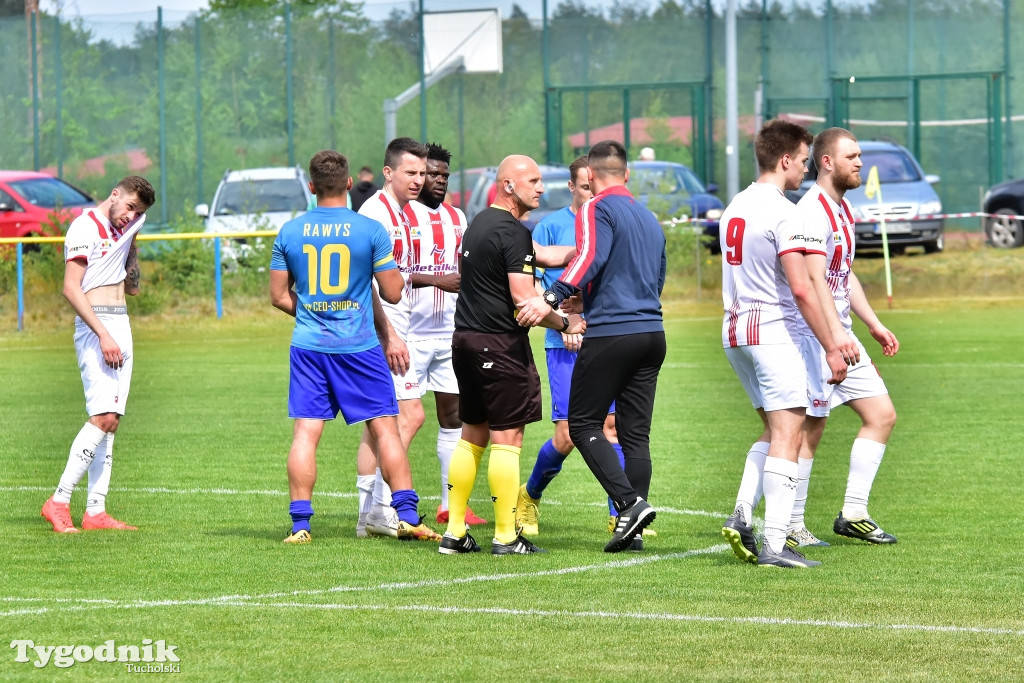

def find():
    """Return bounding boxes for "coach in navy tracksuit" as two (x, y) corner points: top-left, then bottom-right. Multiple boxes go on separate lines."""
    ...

(516, 140), (666, 553)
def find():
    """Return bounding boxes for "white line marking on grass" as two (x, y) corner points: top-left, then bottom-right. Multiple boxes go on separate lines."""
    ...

(0, 545), (728, 617)
(217, 601), (1024, 638)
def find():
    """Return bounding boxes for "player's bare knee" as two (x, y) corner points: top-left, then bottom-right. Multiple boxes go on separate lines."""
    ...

(90, 413), (119, 433)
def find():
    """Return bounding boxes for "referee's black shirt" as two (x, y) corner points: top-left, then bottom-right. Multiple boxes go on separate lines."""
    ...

(454, 207), (536, 334)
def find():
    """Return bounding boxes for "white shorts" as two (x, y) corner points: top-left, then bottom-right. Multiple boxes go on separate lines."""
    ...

(75, 311), (133, 416)
(802, 335), (888, 417)
(725, 343), (807, 412)
(408, 337), (458, 396)
(391, 340), (422, 401)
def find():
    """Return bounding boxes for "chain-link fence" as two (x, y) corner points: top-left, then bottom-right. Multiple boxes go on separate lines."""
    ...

(1, 0), (1019, 226)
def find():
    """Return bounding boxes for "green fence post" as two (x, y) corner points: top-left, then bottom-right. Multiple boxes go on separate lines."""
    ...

(158, 6), (168, 225)
(56, 15), (63, 178)
(285, 2), (295, 167)
(328, 19), (336, 151)
(992, 72), (1004, 187)
(623, 89), (631, 157)
(31, 11), (39, 172)
(195, 17), (203, 206)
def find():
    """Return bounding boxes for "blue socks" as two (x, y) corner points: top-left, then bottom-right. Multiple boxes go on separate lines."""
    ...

(608, 442), (625, 515)
(526, 439), (571, 501)
(390, 489), (420, 526)
(289, 500), (314, 534)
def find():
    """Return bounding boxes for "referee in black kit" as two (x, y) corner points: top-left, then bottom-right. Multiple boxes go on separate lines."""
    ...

(517, 140), (667, 553)
(438, 154), (584, 557)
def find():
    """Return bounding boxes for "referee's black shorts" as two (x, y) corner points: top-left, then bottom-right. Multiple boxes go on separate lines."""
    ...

(452, 329), (542, 430)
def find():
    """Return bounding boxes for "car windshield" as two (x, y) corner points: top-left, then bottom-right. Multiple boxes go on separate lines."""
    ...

(862, 151), (921, 183)
(214, 178), (306, 215)
(7, 177), (92, 207)
(630, 166), (708, 199)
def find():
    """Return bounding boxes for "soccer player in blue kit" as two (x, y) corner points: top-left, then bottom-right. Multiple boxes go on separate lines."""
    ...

(270, 150), (437, 543)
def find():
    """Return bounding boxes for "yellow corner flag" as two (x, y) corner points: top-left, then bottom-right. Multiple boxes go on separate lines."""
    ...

(864, 165), (881, 199)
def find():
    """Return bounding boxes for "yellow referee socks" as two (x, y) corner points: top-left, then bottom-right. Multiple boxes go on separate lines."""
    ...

(445, 439), (485, 538)
(489, 444), (522, 545)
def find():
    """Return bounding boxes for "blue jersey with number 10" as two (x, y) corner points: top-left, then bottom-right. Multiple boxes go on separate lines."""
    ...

(271, 206), (397, 354)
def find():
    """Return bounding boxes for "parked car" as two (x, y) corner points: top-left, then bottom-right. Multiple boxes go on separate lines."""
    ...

(981, 177), (1024, 248)
(626, 161), (724, 249)
(787, 140), (944, 254)
(0, 170), (94, 248)
(448, 164), (570, 228)
(196, 166), (314, 260)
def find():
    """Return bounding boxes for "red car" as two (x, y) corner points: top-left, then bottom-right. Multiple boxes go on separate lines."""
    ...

(0, 170), (94, 247)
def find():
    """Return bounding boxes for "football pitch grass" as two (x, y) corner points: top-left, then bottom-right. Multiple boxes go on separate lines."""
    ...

(2, 299), (1023, 680)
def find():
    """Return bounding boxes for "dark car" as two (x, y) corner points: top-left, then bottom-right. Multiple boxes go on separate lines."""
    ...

(787, 141), (944, 254)
(981, 178), (1024, 248)
(0, 170), (94, 247)
(626, 161), (723, 248)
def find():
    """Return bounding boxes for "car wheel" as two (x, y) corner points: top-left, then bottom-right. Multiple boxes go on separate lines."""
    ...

(985, 208), (1024, 248)
(923, 231), (944, 254)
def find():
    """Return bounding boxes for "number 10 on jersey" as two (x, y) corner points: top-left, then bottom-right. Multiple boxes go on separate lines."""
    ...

(302, 244), (351, 295)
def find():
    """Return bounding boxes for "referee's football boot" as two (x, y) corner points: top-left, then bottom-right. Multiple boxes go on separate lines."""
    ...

(605, 498), (655, 553)
(833, 512), (898, 544)
(492, 534), (547, 555)
(757, 544), (822, 569)
(282, 529), (312, 544)
(722, 508), (758, 564)
(786, 526), (830, 549)
(438, 531), (482, 555)
(396, 518), (443, 542)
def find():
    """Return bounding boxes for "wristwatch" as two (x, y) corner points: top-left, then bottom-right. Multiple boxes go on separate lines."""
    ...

(542, 289), (559, 310)
(559, 316), (570, 332)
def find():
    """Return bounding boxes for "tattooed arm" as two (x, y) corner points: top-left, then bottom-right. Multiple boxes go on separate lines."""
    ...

(124, 238), (141, 296)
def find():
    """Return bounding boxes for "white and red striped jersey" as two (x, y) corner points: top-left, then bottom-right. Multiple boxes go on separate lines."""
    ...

(402, 199), (465, 340)
(358, 189), (413, 338)
(796, 184), (856, 335)
(720, 182), (808, 348)
(64, 209), (145, 293)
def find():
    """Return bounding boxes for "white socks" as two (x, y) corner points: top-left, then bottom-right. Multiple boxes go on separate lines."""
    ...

(734, 441), (769, 525)
(54, 422), (107, 504)
(843, 438), (886, 520)
(85, 433), (115, 515)
(356, 473), (375, 520)
(372, 467), (393, 507)
(763, 457), (799, 554)
(436, 427), (461, 510)
(789, 457), (815, 529)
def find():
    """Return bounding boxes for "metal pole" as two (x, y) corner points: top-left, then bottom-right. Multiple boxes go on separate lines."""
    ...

(17, 243), (24, 332)
(1004, 0), (1014, 180)
(542, 0), (555, 163)
(31, 12), (40, 171)
(825, 0), (834, 125)
(706, 0), (715, 184)
(215, 238), (223, 319)
(623, 89), (631, 155)
(195, 17), (203, 206)
(328, 19), (336, 150)
(158, 7), (168, 225)
(725, 0), (738, 200)
(419, 0), (427, 141)
(907, 0), (915, 148)
(285, 3), (295, 166)
(56, 15), (63, 178)
(458, 71), (465, 206)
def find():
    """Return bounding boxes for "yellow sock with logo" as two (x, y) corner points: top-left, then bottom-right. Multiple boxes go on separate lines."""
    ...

(489, 444), (522, 545)
(445, 439), (484, 538)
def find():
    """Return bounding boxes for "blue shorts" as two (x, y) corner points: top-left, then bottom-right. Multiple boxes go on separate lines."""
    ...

(545, 347), (615, 422)
(288, 346), (398, 425)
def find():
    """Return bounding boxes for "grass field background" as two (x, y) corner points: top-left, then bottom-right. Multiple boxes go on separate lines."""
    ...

(2, 289), (1023, 680)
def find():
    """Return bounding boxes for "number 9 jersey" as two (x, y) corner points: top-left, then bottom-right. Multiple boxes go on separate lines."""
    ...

(719, 182), (809, 348)
(271, 205), (397, 354)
